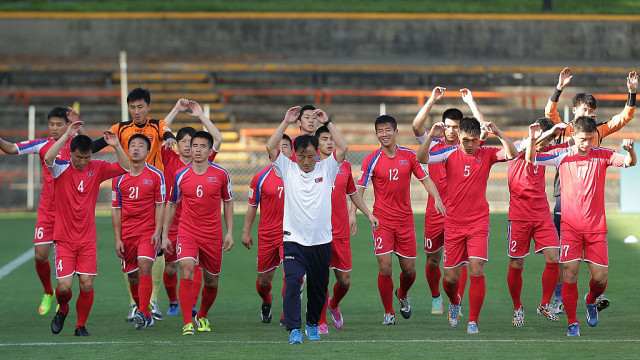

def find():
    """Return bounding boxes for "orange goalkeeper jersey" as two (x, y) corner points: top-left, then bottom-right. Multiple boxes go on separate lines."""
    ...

(109, 118), (173, 171)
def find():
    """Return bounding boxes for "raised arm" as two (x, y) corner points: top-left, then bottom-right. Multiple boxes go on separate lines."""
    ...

(602, 71), (638, 136)
(622, 139), (637, 167)
(267, 106), (299, 160)
(525, 123), (541, 165)
(484, 122), (518, 160)
(44, 120), (83, 166)
(416, 122), (444, 164)
(163, 98), (190, 126)
(104, 129), (129, 171)
(188, 100), (223, 151)
(315, 109), (348, 163)
(412, 86), (445, 137)
(460, 88), (485, 123)
(545, 67), (573, 124)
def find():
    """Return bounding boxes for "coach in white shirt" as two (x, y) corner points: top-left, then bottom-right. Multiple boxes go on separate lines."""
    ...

(266, 106), (347, 344)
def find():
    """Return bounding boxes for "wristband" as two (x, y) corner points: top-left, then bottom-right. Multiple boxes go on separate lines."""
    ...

(627, 92), (636, 107)
(325, 118), (333, 124)
(550, 88), (563, 102)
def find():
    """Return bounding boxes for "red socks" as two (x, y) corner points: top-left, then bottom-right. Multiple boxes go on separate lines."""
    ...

(458, 265), (468, 299)
(586, 278), (607, 304)
(35, 260), (54, 295)
(507, 265), (523, 309)
(562, 281), (579, 325)
(163, 271), (178, 303)
(76, 289), (94, 328)
(179, 279), (194, 325)
(442, 278), (460, 305)
(192, 266), (203, 308)
(329, 283), (349, 309)
(138, 274), (153, 318)
(397, 272), (416, 299)
(377, 274), (394, 314)
(55, 287), (72, 314)
(541, 262), (559, 306)
(129, 284), (140, 309)
(256, 279), (273, 304)
(468, 275), (486, 323)
(425, 264), (441, 298)
(197, 286), (218, 319)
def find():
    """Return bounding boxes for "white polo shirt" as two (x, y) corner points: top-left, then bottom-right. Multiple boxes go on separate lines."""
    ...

(272, 150), (340, 246)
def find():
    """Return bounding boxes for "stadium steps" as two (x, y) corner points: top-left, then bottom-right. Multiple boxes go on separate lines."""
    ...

(111, 71), (238, 142)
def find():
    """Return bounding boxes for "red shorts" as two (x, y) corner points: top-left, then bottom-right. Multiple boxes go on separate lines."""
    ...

(372, 220), (417, 258)
(507, 219), (559, 258)
(164, 229), (179, 264)
(330, 237), (352, 272)
(443, 225), (490, 268)
(34, 212), (55, 246)
(53, 240), (97, 278)
(177, 234), (222, 275)
(257, 235), (283, 273)
(120, 234), (157, 274)
(423, 219), (445, 254)
(560, 229), (608, 267)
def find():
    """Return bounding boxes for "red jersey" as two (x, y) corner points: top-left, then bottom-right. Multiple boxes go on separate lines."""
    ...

(357, 146), (428, 221)
(248, 165), (285, 241)
(332, 160), (357, 238)
(172, 162), (232, 240)
(112, 164), (166, 237)
(49, 159), (127, 242)
(428, 146), (507, 227)
(17, 137), (72, 218)
(535, 145), (626, 233)
(162, 147), (218, 232)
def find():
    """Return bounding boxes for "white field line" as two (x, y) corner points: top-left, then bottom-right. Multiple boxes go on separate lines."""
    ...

(1, 339), (640, 347)
(0, 248), (33, 280)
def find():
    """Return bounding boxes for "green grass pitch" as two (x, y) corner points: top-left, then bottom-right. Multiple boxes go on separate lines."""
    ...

(0, 212), (639, 359)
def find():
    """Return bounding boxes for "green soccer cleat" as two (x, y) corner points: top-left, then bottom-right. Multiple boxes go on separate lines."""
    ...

(195, 314), (211, 332)
(39, 293), (55, 316)
(182, 323), (195, 336)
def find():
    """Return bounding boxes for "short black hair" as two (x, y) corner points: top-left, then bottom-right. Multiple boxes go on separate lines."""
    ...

(191, 131), (214, 149)
(47, 107), (69, 123)
(297, 105), (316, 120)
(535, 117), (555, 133)
(293, 134), (319, 152)
(127, 87), (151, 105)
(572, 93), (597, 110)
(459, 117), (481, 135)
(176, 126), (196, 141)
(375, 115), (397, 130)
(70, 135), (93, 153)
(442, 108), (463, 122)
(128, 133), (151, 150)
(281, 134), (292, 147)
(315, 125), (330, 138)
(573, 116), (598, 133)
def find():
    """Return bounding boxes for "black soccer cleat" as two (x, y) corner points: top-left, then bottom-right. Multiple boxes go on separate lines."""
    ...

(261, 302), (272, 323)
(74, 326), (91, 336)
(596, 295), (610, 312)
(51, 310), (68, 334)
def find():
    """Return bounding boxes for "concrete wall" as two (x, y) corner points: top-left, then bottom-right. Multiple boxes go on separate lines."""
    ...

(1, 13), (639, 61)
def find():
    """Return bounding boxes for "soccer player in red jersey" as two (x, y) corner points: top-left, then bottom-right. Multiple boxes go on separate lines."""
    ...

(161, 131), (234, 336)
(411, 87), (487, 315)
(242, 135), (293, 324)
(356, 115), (445, 326)
(0, 107), (75, 315)
(417, 117), (518, 334)
(161, 99), (223, 316)
(45, 121), (129, 336)
(112, 134), (166, 330)
(315, 125), (378, 334)
(506, 118), (569, 327)
(544, 68), (637, 313)
(527, 116), (636, 337)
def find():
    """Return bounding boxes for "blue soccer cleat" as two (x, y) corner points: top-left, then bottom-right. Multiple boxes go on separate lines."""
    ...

(305, 324), (321, 340)
(166, 301), (179, 316)
(585, 294), (598, 327)
(289, 329), (303, 344)
(567, 322), (580, 336)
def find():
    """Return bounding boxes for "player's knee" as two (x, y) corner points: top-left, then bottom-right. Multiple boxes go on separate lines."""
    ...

(338, 275), (350, 288)
(78, 280), (94, 292)
(426, 256), (440, 268)
(509, 258), (524, 269)
(258, 276), (271, 287)
(165, 263), (177, 275)
(57, 283), (72, 294)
